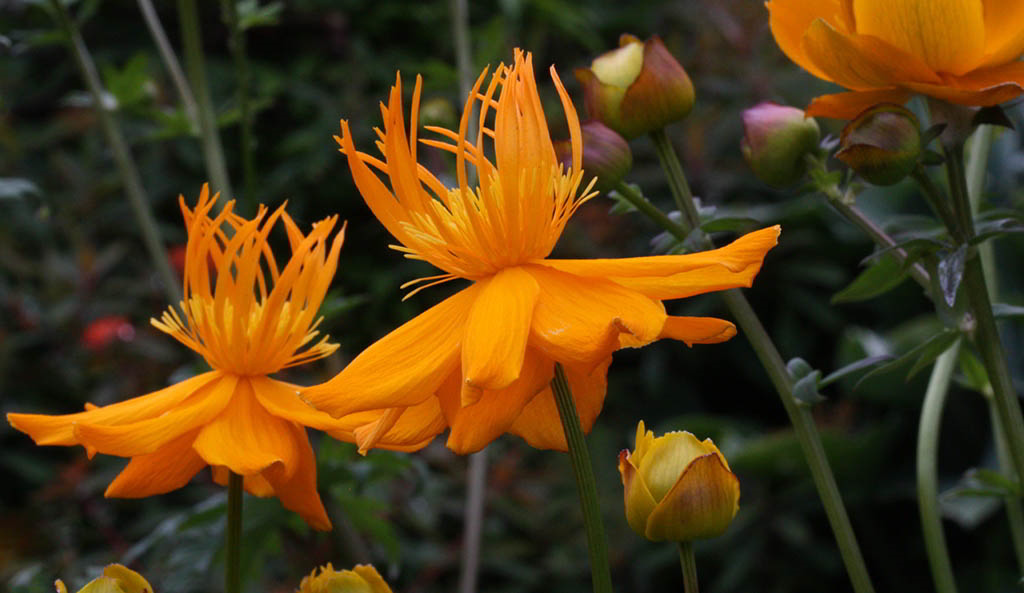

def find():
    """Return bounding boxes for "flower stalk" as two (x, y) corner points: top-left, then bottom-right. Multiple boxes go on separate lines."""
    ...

(551, 363), (613, 593)
(649, 129), (876, 593)
(916, 340), (961, 593)
(220, 0), (255, 198)
(678, 542), (699, 593)
(226, 471), (244, 593)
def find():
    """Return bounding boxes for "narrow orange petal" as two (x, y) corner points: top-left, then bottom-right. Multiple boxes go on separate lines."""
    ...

(104, 431), (205, 498)
(340, 396), (447, 453)
(250, 376), (366, 433)
(263, 424), (332, 531)
(621, 316), (736, 349)
(446, 348), (554, 454)
(302, 284), (479, 417)
(193, 378), (299, 477)
(805, 88), (913, 119)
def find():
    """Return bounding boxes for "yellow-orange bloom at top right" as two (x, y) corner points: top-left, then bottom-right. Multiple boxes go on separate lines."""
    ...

(768, 0), (1024, 119)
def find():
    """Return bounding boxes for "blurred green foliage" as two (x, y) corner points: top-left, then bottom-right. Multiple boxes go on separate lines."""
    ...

(3, 1), (1024, 592)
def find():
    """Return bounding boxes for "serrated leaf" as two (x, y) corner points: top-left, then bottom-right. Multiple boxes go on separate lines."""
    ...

(818, 355), (894, 389)
(793, 370), (825, 405)
(832, 255), (908, 304)
(937, 244), (967, 308)
(854, 331), (959, 389)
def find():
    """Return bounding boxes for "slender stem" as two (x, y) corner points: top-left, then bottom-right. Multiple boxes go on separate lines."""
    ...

(678, 542), (699, 593)
(226, 471), (244, 593)
(916, 340), (961, 593)
(828, 198), (931, 291)
(945, 146), (1024, 485)
(911, 166), (959, 236)
(990, 400), (1024, 571)
(178, 0), (233, 199)
(614, 181), (691, 240)
(649, 130), (876, 593)
(551, 363), (613, 593)
(220, 0), (254, 199)
(49, 0), (180, 305)
(136, 0), (199, 129)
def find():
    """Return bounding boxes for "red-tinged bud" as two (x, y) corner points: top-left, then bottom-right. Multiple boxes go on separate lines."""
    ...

(741, 102), (821, 187)
(575, 34), (695, 139)
(836, 103), (921, 186)
(555, 120), (633, 193)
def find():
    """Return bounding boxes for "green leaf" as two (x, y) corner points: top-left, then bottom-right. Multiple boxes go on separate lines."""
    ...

(238, 0), (284, 30)
(937, 244), (967, 308)
(920, 123), (947, 147)
(793, 370), (825, 405)
(606, 184), (641, 215)
(957, 347), (990, 394)
(818, 355), (894, 389)
(969, 468), (1021, 496)
(854, 330), (960, 389)
(970, 218), (1024, 245)
(832, 255), (908, 304)
(992, 303), (1024, 320)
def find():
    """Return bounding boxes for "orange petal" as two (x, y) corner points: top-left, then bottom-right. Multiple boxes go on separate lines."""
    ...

(193, 378), (299, 477)
(981, 0), (1024, 67)
(801, 19), (940, 90)
(461, 266), (540, 393)
(212, 466), (275, 497)
(263, 424), (332, 531)
(507, 357), (612, 451)
(644, 453), (740, 542)
(853, 0), (986, 75)
(622, 316), (736, 349)
(104, 430), (206, 498)
(446, 348), (554, 454)
(766, 0), (848, 81)
(74, 373), (235, 457)
(7, 372), (221, 447)
(302, 284), (479, 417)
(805, 88), (913, 119)
(250, 376), (366, 433)
(337, 396), (447, 453)
(525, 265), (665, 366)
(904, 61), (1024, 106)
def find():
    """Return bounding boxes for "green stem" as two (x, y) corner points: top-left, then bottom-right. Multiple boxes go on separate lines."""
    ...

(226, 471), (243, 593)
(911, 166), (960, 237)
(136, 0), (200, 128)
(49, 0), (179, 305)
(916, 340), (961, 593)
(220, 0), (254, 200)
(551, 363), (613, 593)
(829, 197), (931, 291)
(613, 181), (691, 239)
(649, 129), (876, 593)
(990, 400), (1024, 571)
(178, 0), (233, 199)
(678, 542), (699, 593)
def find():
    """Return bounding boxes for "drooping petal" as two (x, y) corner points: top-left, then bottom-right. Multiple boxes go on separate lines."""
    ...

(193, 378), (299, 477)
(104, 430), (206, 498)
(801, 19), (940, 90)
(981, 0), (1024, 66)
(7, 372), (221, 447)
(302, 284), (479, 417)
(805, 88), (913, 119)
(766, 0), (848, 80)
(507, 357), (611, 451)
(525, 265), (665, 366)
(618, 449), (659, 537)
(337, 396), (447, 453)
(263, 424), (332, 531)
(621, 316), (736, 349)
(446, 348), (554, 454)
(853, 0), (986, 75)
(643, 453), (740, 542)
(74, 373), (236, 457)
(461, 266), (540, 393)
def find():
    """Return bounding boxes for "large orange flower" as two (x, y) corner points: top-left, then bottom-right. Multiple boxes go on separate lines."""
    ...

(7, 186), (436, 530)
(768, 0), (1024, 119)
(304, 50), (780, 455)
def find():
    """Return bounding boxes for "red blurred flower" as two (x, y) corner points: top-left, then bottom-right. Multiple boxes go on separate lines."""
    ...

(81, 316), (135, 351)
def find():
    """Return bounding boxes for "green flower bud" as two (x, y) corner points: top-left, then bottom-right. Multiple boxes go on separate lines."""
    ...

(741, 102), (820, 187)
(575, 34), (695, 139)
(555, 120), (633, 194)
(836, 103), (922, 186)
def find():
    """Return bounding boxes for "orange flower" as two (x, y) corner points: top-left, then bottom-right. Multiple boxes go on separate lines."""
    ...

(7, 186), (429, 530)
(768, 0), (1024, 119)
(304, 50), (780, 455)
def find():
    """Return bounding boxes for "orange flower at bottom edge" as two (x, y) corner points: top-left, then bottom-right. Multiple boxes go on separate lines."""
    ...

(301, 50), (781, 456)
(7, 185), (434, 530)
(767, 0), (1024, 119)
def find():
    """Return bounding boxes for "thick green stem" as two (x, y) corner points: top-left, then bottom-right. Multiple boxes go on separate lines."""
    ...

(49, 0), (179, 305)
(178, 0), (233, 199)
(220, 0), (254, 199)
(649, 129), (876, 593)
(613, 181), (691, 239)
(226, 471), (243, 593)
(916, 340), (961, 593)
(551, 364), (613, 593)
(678, 542), (699, 593)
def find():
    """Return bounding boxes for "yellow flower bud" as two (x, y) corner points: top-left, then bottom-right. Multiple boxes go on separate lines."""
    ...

(55, 565), (153, 593)
(618, 421), (739, 542)
(297, 563), (393, 593)
(575, 34), (695, 139)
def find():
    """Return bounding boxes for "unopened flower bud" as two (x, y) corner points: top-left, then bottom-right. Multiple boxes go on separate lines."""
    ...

(298, 563), (392, 593)
(618, 421), (739, 542)
(836, 104), (921, 186)
(741, 102), (820, 187)
(56, 565), (152, 593)
(555, 120), (633, 193)
(575, 34), (695, 139)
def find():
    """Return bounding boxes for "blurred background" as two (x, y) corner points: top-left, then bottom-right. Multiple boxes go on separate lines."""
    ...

(3, 1), (1024, 592)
